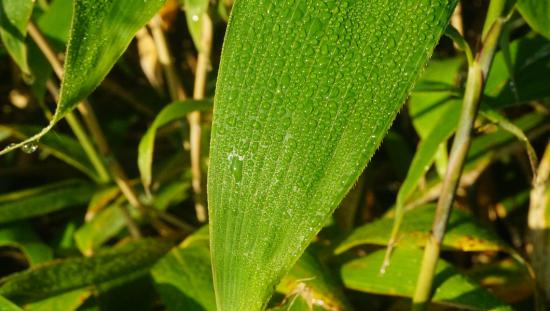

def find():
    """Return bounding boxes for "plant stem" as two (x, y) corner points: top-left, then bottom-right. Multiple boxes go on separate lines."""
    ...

(149, 14), (213, 222)
(528, 141), (550, 310)
(189, 14), (213, 223)
(411, 9), (506, 309)
(412, 63), (483, 310)
(29, 21), (144, 238)
(45, 81), (111, 184)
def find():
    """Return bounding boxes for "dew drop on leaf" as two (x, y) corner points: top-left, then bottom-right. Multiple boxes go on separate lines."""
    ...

(21, 141), (38, 154)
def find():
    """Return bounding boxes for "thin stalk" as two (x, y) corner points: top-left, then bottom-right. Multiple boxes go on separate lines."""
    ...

(411, 7), (506, 309)
(45, 81), (111, 184)
(189, 14), (213, 223)
(29, 21), (144, 238)
(149, 14), (213, 222)
(411, 63), (483, 310)
(30, 23), (111, 184)
(528, 141), (550, 310)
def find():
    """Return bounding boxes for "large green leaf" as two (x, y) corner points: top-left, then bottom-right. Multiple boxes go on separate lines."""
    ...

(208, 1), (458, 309)
(0, 180), (96, 224)
(0, 0), (33, 74)
(517, 0), (550, 40)
(341, 248), (511, 310)
(336, 204), (509, 254)
(0, 0), (165, 156)
(0, 239), (172, 304)
(138, 99), (212, 191)
(0, 222), (53, 265)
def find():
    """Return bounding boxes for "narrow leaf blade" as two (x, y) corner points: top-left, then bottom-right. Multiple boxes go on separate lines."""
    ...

(138, 99), (212, 190)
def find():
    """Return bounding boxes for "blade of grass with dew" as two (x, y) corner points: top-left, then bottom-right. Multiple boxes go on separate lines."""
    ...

(208, 1), (458, 309)
(0, 0), (166, 156)
(138, 99), (212, 192)
(0, 0), (33, 74)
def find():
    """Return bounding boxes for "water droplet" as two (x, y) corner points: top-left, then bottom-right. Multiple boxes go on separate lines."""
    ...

(22, 141), (38, 154)
(228, 149), (244, 183)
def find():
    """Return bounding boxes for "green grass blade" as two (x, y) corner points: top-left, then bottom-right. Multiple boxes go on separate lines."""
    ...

(0, 0), (165, 156)
(208, 1), (458, 308)
(0, 180), (96, 224)
(0, 239), (172, 304)
(0, 222), (53, 265)
(341, 248), (512, 310)
(517, 0), (550, 40)
(138, 99), (212, 191)
(0, 0), (33, 74)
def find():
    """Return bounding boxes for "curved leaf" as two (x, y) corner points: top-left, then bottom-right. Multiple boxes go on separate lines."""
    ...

(0, 239), (172, 304)
(0, 0), (33, 74)
(0, 0), (166, 156)
(0, 222), (53, 265)
(341, 248), (511, 310)
(208, 1), (458, 309)
(138, 99), (212, 191)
